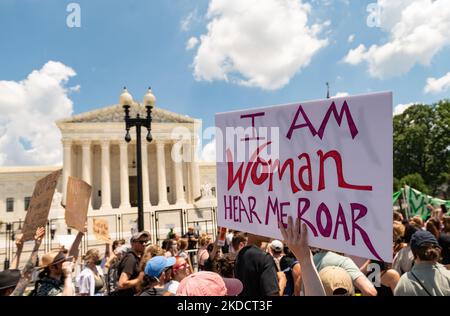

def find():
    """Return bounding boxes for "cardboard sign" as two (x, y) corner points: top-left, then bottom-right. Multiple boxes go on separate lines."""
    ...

(22, 169), (62, 241)
(65, 176), (92, 232)
(216, 92), (393, 262)
(93, 218), (111, 242)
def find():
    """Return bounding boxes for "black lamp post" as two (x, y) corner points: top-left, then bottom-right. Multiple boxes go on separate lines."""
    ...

(120, 87), (156, 232)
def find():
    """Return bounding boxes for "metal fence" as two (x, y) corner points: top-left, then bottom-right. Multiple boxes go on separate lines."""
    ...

(0, 206), (217, 271)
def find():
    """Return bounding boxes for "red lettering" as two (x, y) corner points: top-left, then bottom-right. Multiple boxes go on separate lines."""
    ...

(317, 101), (358, 139)
(318, 150), (372, 191)
(298, 153), (312, 191)
(333, 204), (350, 241)
(296, 198), (318, 237)
(316, 203), (332, 237)
(351, 203), (382, 261)
(286, 105), (317, 139)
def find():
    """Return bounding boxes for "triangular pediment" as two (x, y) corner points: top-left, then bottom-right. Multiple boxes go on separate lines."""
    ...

(58, 103), (197, 124)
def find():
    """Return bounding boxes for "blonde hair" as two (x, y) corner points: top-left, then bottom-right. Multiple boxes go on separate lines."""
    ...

(199, 235), (211, 247)
(393, 221), (405, 242)
(139, 244), (164, 271)
(83, 248), (100, 263)
(410, 216), (424, 228)
(178, 238), (188, 251)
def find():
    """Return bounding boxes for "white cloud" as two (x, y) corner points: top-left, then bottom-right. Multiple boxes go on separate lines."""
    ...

(344, 0), (450, 78)
(186, 37), (199, 50)
(347, 34), (355, 43)
(180, 10), (198, 32)
(0, 61), (76, 166)
(343, 44), (366, 65)
(191, 0), (328, 90)
(333, 92), (349, 98)
(393, 102), (416, 116)
(201, 139), (216, 162)
(424, 72), (450, 94)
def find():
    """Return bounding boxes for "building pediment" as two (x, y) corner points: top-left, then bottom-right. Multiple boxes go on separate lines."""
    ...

(57, 103), (197, 124)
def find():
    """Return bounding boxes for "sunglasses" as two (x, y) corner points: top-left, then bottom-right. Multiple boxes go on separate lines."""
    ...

(135, 240), (148, 245)
(173, 263), (189, 271)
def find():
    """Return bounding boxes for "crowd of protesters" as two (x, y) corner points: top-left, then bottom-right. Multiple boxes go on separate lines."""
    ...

(1, 204), (450, 296)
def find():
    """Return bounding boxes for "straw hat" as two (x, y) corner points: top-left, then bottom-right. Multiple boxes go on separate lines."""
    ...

(38, 251), (68, 269)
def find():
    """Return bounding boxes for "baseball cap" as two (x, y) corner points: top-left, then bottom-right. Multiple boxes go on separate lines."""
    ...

(176, 271), (243, 296)
(144, 256), (176, 278)
(270, 240), (283, 252)
(410, 230), (440, 251)
(0, 269), (21, 290)
(319, 266), (354, 296)
(130, 231), (151, 243)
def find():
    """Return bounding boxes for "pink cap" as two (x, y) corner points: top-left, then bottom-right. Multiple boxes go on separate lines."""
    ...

(176, 271), (243, 296)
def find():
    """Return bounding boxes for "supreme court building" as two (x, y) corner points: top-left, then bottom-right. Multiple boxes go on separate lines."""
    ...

(0, 102), (217, 248)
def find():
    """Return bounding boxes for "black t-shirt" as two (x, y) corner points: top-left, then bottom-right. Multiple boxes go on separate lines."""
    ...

(439, 232), (450, 265)
(183, 231), (199, 250)
(115, 251), (141, 296)
(234, 245), (280, 296)
(139, 287), (167, 296)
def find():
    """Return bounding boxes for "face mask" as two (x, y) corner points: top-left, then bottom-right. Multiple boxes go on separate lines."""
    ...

(95, 259), (102, 265)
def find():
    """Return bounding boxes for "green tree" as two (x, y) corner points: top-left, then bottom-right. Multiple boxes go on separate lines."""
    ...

(400, 173), (429, 194)
(393, 100), (450, 195)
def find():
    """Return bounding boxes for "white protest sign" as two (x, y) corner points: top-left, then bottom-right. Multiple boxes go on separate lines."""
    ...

(215, 92), (393, 262)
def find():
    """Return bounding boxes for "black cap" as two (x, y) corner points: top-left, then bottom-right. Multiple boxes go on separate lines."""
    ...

(410, 230), (439, 251)
(0, 269), (21, 290)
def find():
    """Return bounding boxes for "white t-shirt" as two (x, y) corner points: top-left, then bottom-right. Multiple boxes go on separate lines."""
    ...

(164, 280), (180, 295)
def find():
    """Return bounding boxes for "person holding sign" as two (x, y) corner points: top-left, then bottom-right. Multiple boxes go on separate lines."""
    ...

(10, 227), (45, 296)
(31, 251), (75, 296)
(279, 217), (326, 296)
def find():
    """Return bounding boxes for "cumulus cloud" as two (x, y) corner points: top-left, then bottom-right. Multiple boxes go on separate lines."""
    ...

(186, 37), (199, 50)
(201, 139), (216, 162)
(343, 0), (450, 78)
(424, 72), (450, 94)
(180, 10), (198, 32)
(347, 34), (355, 43)
(393, 102), (416, 116)
(333, 92), (349, 98)
(191, 0), (328, 90)
(0, 61), (76, 166)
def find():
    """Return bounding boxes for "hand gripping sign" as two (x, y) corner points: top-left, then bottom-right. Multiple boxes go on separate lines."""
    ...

(215, 92), (393, 262)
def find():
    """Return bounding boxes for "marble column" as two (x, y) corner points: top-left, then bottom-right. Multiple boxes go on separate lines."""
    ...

(173, 143), (186, 205)
(189, 140), (201, 202)
(81, 140), (92, 209)
(62, 139), (72, 205)
(156, 142), (168, 206)
(100, 140), (111, 210)
(141, 142), (151, 210)
(119, 141), (131, 209)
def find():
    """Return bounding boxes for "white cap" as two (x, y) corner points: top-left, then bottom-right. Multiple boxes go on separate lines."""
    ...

(270, 240), (283, 252)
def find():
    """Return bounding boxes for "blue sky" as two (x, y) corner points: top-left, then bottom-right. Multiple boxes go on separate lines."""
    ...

(0, 0), (449, 165)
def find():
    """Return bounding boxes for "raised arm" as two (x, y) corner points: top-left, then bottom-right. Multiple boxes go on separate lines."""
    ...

(68, 231), (85, 260)
(10, 227), (45, 296)
(11, 233), (24, 270)
(279, 217), (325, 296)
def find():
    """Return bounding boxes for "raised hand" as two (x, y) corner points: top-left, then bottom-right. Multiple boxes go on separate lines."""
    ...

(34, 227), (45, 242)
(279, 216), (310, 261)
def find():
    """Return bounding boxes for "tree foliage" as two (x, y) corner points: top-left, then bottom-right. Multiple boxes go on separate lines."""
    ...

(394, 100), (450, 197)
